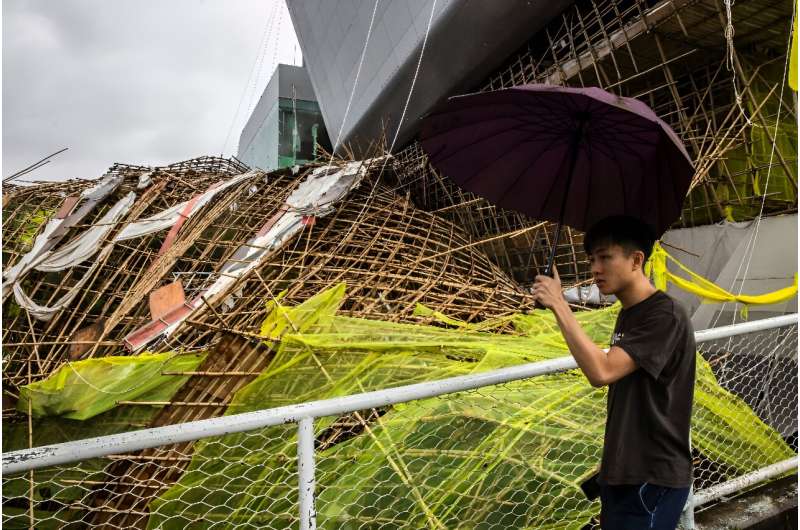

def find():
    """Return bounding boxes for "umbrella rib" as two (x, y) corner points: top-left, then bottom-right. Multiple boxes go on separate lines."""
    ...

(494, 133), (576, 213)
(594, 120), (665, 145)
(584, 134), (595, 229)
(594, 111), (656, 129)
(594, 125), (661, 146)
(580, 134), (631, 220)
(423, 109), (547, 140)
(428, 98), (580, 134)
(517, 97), (582, 131)
(516, 99), (578, 130)
(461, 129), (567, 188)
(590, 131), (651, 167)
(425, 120), (564, 168)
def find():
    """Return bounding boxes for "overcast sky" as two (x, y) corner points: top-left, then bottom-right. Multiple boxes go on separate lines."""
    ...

(2, 0), (301, 182)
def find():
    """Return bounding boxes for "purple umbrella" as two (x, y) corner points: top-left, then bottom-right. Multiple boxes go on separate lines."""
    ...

(420, 84), (694, 276)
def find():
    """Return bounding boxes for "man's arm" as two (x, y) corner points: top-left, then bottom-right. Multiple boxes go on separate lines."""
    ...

(532, 269), (637, 387)
(549, 301), (637, 387)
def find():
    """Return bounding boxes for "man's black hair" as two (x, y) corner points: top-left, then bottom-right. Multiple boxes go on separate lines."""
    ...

(583, 215), (656, 262)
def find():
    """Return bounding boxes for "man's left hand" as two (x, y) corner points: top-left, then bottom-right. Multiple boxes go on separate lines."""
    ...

(532, 266), (564, 310)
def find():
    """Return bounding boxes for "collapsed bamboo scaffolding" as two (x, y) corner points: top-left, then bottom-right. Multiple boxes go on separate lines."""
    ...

(2, 151), (545, 527)
(2, 0), (795, 525)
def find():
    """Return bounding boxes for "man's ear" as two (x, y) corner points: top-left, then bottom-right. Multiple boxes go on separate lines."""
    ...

(632, 250), (645, 271)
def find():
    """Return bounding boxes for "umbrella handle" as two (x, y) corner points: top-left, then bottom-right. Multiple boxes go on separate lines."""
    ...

(532, 221), (561, 309)
(532, 115), (586, 310)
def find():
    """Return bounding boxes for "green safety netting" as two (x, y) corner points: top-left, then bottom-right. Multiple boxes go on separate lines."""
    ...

(16, 351), (207, 420)
(141, 284), (793, 530)
(3, 352), (206, 529)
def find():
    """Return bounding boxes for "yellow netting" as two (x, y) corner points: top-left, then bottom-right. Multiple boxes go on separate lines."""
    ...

(144, 284), (793, 530)
(16, 351), (206, 420)
(790, 13), (798, 91)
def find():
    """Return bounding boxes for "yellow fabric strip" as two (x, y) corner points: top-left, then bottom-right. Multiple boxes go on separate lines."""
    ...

(790, 13), (798, 91)
(647, 241), (798, 310)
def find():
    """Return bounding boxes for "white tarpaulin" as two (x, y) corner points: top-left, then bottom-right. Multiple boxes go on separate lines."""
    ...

(113, 171), (256, 242)
(128, 160), (375, 348)
(2, 173), (123, 298)
(34, 192), (136, 272)
(137, 171), (153, 189)
(13, 244), (115, 321)
(7, 170), (258, 322)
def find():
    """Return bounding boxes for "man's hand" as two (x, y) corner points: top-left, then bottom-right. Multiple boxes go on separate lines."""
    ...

(532, 267), (638, 386)
(532, 266), (564, 310)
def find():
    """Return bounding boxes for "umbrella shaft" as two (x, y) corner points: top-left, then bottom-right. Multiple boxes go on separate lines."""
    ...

(544, 118), (586, 277)
(544, 221), (561, 277)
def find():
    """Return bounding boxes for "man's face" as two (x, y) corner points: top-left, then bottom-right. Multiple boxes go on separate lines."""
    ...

(589, 243), (641, 295)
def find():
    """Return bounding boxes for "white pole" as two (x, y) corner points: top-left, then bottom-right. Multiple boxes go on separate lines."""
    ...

(694, 313), (797, 343)
(3, 356), (577, 474)
(691, 457), (797, 507)
(679, 484), (695, 530)
(297, 417), (316, 530)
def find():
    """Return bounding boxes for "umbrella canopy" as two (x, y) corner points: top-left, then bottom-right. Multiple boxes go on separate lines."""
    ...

(420, 84), (694, 239)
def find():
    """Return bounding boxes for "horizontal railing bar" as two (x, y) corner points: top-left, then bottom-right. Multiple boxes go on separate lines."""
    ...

(693, 314), (798, 343)
(2, 356), (577, 474)
(3, 313), (796, 475)
(691, 457), (798, 507)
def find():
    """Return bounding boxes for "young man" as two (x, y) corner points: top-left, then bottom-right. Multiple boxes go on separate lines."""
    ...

(532, 215), (695, 530)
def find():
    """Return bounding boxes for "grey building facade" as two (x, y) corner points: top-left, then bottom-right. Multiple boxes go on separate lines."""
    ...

(238, 64), (331, 171)
(286, 0), (572, 156)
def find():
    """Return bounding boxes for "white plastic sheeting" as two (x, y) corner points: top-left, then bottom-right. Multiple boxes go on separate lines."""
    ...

(6, 170), (256, 321)
(662, 215), (799, 328)
(112, 201), (186, 242)
(209, 160), (370, 290)
(113, 171), (256, 242)
(562, 284), (617, 305)
(2, 173), (123, 298)
(34, 193), (136, 272)
(12, 245), (115, 321)
(148, 160), (373, 345)
(137, 171), (153, 189)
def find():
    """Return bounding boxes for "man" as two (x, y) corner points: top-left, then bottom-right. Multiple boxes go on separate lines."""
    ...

(532, 215), (695, 530)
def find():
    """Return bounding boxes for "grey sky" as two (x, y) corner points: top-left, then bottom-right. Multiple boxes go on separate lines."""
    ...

(2, 0), (300, 182)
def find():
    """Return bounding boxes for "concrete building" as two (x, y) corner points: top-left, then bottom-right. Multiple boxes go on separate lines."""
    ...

(237, 64), (331, 171)
(286, 0), (571, 155)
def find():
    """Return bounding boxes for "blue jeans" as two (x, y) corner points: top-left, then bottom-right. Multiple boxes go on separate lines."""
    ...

(600, 483), (690, 530)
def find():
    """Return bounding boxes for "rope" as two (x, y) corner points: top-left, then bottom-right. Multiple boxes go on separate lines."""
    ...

(314, 0), (439, 266)
(723, 0), (754, 127)
(711, 1), (796, 328)
(329, 0), (380, 156)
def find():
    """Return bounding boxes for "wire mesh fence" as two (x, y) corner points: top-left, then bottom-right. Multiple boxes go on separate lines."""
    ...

(3, 318), (797, 529)
(693, 322), (798, 495)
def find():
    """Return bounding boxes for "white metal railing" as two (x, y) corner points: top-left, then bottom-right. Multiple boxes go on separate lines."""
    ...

(3, 313), (798, 529)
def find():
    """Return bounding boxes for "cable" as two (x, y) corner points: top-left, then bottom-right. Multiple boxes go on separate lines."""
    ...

(329, 0), (381, 156)
(221, 1), (278, 157)
(710, 1), (795, 330)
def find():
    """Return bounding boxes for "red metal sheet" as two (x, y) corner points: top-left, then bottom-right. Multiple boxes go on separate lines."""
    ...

(149, 281), (186, 321)
(54, 196), (80, 219)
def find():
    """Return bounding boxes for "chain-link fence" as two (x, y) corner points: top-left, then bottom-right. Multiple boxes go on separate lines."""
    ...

(3, 315), (797, 529)
(689, 319), (798, 513)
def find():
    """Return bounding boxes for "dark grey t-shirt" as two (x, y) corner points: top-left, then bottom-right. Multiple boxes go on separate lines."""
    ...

(599, 290), (696, 488)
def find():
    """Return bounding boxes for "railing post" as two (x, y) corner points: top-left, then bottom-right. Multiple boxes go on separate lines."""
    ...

(679, 485), (694, 529)
(298, 417), (316, 530)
